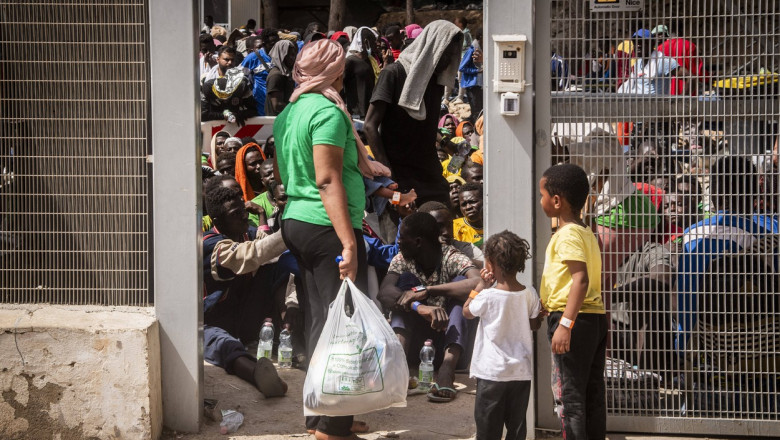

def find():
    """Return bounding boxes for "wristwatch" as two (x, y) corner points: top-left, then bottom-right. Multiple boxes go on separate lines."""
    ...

(560, 317), (574, 329)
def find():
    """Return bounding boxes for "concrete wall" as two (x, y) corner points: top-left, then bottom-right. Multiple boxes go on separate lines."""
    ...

(0, 306), (161, 440)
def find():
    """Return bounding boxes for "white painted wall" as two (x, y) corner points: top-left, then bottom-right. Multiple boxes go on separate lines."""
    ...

(231, 0), (263, 32)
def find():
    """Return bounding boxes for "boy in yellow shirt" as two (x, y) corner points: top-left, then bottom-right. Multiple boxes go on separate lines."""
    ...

(539, 164), (607, 440)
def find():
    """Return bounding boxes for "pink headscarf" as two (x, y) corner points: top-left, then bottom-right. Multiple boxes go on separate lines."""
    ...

(405, 24), (422, 39)
(290, 39), (347, 111)
(438, 113), (460, 130)
(291, 39), (389, 177)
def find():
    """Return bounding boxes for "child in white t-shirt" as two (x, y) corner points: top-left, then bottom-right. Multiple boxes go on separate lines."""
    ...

(463, 230), (546, 440)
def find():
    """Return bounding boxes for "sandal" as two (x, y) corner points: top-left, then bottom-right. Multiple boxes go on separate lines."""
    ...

(426, 383), (457, 403)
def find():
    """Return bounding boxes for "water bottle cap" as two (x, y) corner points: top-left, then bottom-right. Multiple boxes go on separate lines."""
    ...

(264, 317), (272, 322)
(424, 339), (433, 346)
(263, 322), (273, 327)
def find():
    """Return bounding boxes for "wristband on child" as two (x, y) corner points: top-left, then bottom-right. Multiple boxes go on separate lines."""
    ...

(411, 301), (421, 312)
(560, 317), (574, 329)
(390, 191), (401, 205)
(468, 290), (480, 299)
(258, 225), (272, 233)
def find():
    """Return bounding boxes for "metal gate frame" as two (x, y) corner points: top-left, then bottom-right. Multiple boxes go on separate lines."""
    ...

(533, 1), (779, 436)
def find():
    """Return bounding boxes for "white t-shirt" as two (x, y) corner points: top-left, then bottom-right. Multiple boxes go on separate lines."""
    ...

(468, 286), (542, 382)
(616, 51), (678, 95)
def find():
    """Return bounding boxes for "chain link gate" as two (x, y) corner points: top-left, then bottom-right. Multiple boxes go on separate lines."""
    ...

(540, 0), (779, 435)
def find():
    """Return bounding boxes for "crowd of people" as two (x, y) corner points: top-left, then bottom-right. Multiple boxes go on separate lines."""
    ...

(196, 14), (779, 440)
(553, 22), (780, 416)
(197, 15), (515, 440)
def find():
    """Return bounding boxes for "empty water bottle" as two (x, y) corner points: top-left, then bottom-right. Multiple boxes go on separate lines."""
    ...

(418, 339), (435, 392)
(219, 409), (244, 434)
(277, 324), (293, 368)
(446, 138), (472, 174)
(222, 109), (236, 124)
(257, 319), (274, 360)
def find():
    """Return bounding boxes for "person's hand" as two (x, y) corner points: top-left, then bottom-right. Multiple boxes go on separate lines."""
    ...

(396, 289), (428, 310)
(473, 267), (494, 292)
(235, 113), (247, 127)
(416, 305), (449, 331)
(396, 200), (416, 218)
(479, 267), (495, 284)
(244, 201), (265, 216)
(550, 324), (571, 354)
(399, 189), (417, 206)
(382, 49), (394, 65)
(358, 155), (391, 178)
(338, 247), (358, 281)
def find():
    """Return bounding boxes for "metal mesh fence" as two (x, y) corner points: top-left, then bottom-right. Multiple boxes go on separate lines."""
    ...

(548, 0), (779, 428)
(0, 0), (151, 305)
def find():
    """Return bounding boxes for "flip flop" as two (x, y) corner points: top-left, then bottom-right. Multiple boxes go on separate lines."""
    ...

(426, 383), (457, 403)
(253, 357), (287, 398)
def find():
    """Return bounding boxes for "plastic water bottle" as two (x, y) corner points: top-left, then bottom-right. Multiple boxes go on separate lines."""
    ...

(257, 319), (274, 360)
(277, 324), (293, 368)
(222, 109), (236, 124)
(219, 409), (244, 434)
(418, 339), (435, 392)
(446, 139), (472, 174)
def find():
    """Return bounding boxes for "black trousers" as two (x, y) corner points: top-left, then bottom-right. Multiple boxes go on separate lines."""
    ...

(474, 378), (530, 440)
(282, 218), (368, 437)
(548, 312), (608, 440)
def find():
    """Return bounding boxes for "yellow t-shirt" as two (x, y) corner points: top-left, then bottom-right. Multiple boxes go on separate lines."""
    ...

(540, 223), (605, 314)
(453, 217), (483, 246)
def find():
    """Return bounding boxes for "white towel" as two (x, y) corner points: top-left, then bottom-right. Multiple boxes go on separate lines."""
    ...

(396, 20), (463, 120)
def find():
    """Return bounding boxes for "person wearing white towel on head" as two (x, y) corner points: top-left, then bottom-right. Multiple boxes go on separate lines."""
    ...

(363, 20), (463, 207)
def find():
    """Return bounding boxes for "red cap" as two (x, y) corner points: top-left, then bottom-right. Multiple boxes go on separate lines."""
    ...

(330, 31), (349, 41)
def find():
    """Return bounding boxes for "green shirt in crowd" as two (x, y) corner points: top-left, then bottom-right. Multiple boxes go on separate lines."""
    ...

(274, 93), (364, 230)
(248, 192), (275, 227)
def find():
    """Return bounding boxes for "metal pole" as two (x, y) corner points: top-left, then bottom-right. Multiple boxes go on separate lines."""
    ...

(484, 0), (537, 436)
(149, 0), (203, 432)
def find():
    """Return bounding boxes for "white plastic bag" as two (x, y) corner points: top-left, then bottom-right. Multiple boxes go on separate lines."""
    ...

(303, 278), (408, 416)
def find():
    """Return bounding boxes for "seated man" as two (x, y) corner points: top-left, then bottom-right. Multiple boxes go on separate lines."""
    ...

(378, 212), (480, 402)
(418, 201), (484, 268)
(452, 182), (484, 247)
(202, 185), (288, 397)
(201, 46), (257, 125)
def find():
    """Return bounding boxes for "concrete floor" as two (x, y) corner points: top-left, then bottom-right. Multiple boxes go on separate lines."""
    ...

(160, 362), (746, 440)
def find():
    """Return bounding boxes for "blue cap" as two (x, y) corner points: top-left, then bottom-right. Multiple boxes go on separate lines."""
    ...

(632, 29), (652, 39)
